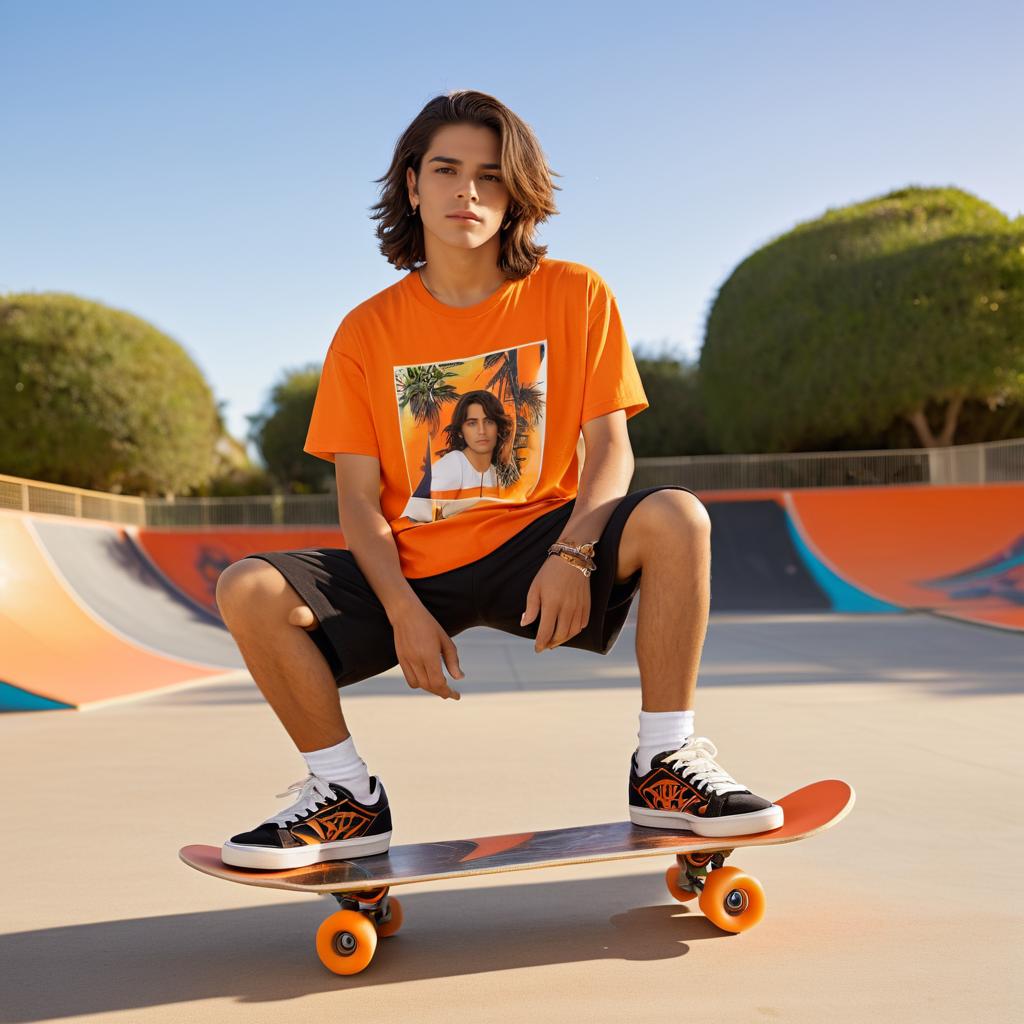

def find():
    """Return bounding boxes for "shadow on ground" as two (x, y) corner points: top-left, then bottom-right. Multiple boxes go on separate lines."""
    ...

(0, 874), (728, 1021)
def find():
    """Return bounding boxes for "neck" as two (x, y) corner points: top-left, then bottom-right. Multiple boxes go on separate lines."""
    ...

(418, 240), (507, 308)
(464, 449), (491, 472)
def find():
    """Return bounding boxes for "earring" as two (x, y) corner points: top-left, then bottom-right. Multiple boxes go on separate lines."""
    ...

(407, 201), (419, 218)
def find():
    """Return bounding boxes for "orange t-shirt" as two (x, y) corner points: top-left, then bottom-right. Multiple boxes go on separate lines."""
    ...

(304, 257), (649, 578)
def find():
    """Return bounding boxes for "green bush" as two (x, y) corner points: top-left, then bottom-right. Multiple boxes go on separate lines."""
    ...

(699, 186), (1024, 452)
(629, 345), (715, 456)
(0, 292), (222, 495)
(247, 365), (331, 492)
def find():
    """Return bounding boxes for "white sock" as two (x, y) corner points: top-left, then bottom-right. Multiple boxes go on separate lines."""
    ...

(636, 709), (695, 774)
(301, 736), (376, 804)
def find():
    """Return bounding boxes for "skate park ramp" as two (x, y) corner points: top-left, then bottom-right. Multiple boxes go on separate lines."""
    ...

(700, 482), (1024, 630)
(783, 482), (1024, 630)
(1, 482), (1021, 711)
(132, 527), (346, 617)
(0, 511), (246, 711)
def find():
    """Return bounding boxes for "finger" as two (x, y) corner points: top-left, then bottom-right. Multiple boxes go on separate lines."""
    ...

(521, 586), (539, 627)
(441, 637), (465, 681)
(535, 602), (557, 652)
(559, 603), (585, 647)
(429, 665), (461, 700)
(547, 607), (575, 649)
(398, 657), (421, 691)
(410, 657), (434, 694)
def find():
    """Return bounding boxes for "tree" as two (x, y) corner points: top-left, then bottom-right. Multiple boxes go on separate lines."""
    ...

(629, 341), (715, 456)
(247, 365), (328, 492)
(0, 292), (221, 495)
(699, 186), (1024, 452)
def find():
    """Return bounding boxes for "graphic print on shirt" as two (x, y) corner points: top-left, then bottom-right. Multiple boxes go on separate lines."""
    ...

(396, 339), (547, 524)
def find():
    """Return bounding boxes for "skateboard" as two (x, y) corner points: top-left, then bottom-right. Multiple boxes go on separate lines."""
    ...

(180, 778), (853, 976)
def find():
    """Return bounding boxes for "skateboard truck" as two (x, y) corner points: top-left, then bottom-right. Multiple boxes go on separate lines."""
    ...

(672, 849), (733, 894)
(331, 886), (394, 919)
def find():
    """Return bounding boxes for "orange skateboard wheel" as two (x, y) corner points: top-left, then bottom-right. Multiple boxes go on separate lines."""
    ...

(698, 866), (765, 933)
(315, 909), (378, 975)
(664, 865), (699, 902)
(376, 896), (404, 937)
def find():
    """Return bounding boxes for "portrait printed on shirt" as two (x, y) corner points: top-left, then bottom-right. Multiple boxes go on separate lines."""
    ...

(396, 339), (547, 524)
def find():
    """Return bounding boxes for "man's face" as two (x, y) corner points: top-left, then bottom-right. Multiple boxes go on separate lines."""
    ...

(407, 123), (510, 250)
(461, 402), (498, 455)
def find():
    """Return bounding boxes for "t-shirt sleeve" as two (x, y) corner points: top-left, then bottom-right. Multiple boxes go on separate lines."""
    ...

(303, 318), (381, 463)
(581, 271), (649, 424)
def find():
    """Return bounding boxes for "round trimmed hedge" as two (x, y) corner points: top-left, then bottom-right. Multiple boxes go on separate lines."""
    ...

(699, 186), (1024, 452)
(0, 292), (221, 495)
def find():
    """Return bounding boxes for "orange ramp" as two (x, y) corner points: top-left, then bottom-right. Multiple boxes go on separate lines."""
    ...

(0, 512), (243, 710)
(133, 527), (346, 617)
(787, 483), (1024, 631)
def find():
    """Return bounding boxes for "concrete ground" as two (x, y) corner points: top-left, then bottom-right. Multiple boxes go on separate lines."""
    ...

(2, 604), (1021, 1024)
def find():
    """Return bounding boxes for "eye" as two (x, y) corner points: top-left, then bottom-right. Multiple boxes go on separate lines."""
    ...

(433, 168), (502, 182)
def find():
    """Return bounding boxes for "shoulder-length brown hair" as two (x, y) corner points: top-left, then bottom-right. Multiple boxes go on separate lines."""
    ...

(436, 389), (515, 459)
(370, 90), (561, 280)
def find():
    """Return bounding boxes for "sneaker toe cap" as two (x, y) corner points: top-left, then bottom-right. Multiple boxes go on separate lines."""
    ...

(228, 823), (283, 848)
(720, 791), (774, 815)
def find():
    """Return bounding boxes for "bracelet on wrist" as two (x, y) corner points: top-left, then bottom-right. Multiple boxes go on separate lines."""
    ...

(548, 550), (595, 576)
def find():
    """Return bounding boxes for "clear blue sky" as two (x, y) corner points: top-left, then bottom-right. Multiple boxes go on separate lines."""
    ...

(3, 0), (1021, 463)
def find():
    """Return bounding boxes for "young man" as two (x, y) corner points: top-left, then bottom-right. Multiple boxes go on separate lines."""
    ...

(216, 92), (783, 869)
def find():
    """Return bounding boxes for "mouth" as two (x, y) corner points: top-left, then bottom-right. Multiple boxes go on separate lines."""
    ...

(448, 213), (481, 222)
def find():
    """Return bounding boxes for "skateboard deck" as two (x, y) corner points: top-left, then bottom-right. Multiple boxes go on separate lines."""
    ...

(181, 778), (853, 975)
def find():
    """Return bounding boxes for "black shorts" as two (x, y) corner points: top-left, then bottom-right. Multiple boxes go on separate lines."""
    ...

(244, 485), (698, 689)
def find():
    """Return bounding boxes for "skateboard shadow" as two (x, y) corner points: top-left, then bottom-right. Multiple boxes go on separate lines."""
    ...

(0, 874), (733, 1018)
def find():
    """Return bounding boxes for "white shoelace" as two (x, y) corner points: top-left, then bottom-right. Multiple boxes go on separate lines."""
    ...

(263, 773), (337, 827)
(659, 737), (746, 796)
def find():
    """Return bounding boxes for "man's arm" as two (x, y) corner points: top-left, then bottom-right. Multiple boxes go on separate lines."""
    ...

(557, 409), (635, 545)
(334, 455), (419, 622)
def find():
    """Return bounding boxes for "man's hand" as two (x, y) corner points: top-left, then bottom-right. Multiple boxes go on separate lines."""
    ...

(390, 601), (463, 699)
(521, 556), (591, 652)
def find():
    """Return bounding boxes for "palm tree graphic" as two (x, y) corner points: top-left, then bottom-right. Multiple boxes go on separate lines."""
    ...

(395, 347), (545, 491)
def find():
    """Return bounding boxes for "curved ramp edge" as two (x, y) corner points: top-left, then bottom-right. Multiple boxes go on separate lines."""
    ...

(0, 512), (236, 711)
(788, 483), (1024, 631)
(29, 517), (243, 669)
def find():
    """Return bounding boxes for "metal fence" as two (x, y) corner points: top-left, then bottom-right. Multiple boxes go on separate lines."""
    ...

(630, 435), (1024, 491)
(2, 435), (1022, 529)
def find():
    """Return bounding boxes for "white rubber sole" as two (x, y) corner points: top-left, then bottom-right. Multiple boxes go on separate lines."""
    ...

(629, 804), (784, 837)
(221, 830), (392, 870)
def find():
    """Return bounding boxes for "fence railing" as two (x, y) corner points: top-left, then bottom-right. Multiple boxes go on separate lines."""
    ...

(2, 436), (1021, 528)
(630, 435), (1024, 491)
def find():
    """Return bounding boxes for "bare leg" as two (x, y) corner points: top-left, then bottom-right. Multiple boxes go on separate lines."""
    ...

(217, 559), (349, 752)
(617, 495), (712, 712)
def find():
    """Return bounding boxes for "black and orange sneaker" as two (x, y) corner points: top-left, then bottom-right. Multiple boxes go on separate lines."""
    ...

(221, 773), (392, 869)
(629, 736), (784, 837)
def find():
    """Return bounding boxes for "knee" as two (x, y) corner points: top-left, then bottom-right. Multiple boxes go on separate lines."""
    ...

(638, 489), (711, 539)
(216, 559), (321, 633)
(215, 559), (260, 623)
